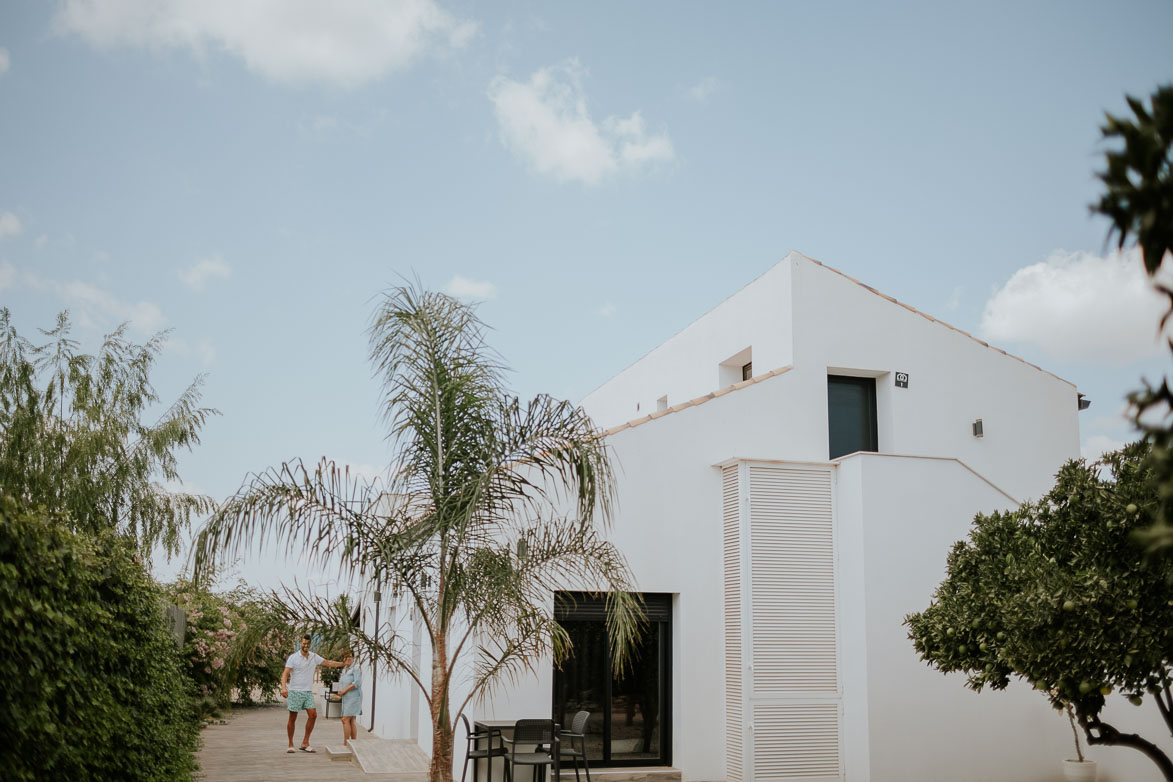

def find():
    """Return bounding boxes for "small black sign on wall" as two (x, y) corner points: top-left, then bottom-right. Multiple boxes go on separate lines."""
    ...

(895, 372), (909, 389)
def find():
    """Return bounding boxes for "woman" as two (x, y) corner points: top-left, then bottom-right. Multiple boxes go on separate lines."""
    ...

(336, 649), (362, 747)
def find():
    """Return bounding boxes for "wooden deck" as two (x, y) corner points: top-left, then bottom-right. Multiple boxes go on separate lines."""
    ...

(196, 703), (391, 781)
(195, 703), (681, 782)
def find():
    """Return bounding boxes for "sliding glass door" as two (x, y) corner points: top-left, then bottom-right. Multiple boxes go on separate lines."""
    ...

(553, 592), (671, 766)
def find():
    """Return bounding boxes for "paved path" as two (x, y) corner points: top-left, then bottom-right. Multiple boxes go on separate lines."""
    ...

(196, 703), (380, 781)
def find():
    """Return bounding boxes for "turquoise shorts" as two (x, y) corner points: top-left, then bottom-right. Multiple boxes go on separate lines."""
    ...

(287, 690), (316, 712)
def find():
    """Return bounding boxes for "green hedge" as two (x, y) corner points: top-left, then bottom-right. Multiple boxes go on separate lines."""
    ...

(0, 500), (200, 781)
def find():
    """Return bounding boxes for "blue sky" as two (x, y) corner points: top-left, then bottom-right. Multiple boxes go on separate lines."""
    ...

(1, 1), (1171, 584)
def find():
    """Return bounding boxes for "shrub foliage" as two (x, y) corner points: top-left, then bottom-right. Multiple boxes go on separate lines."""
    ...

(0, 499), (200, 781)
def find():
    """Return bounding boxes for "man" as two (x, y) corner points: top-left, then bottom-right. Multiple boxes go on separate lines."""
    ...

(280, 635), (345, 753)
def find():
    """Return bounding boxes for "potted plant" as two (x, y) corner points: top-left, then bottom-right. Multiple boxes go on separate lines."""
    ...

(1063, 703), (1097, 781)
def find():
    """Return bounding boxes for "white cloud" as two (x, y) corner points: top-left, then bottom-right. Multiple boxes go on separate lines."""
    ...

(979, 248), (1169, 365)
(0, 261), (15, 291)
(598, 302), (616, 317)
(1081, 434), (1128, 462)
(0, 47), (9, 77)
(945, 285), (963, 311)
(34, 235), (48, 249)
(688, 76), (718, 101)
(178, 255), (231, 291)
(443, 274), (496, 301)
(0, 211), (22, 239)
(54, 0), (476, 88)
(24, 270), (167, 335)
(488, 59), (675, 185)
(338, 461), (385, 484)
(65, 279), (167, 334)
(197, 340), (215, 365)
(298, 107), (389, 139)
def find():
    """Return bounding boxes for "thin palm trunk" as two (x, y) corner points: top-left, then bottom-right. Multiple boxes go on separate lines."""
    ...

(429, 629), (453, 782)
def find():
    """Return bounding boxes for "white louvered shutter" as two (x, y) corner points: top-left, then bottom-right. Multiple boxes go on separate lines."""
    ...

(745, 464), (842, 782)
(723, 465), (745, 782)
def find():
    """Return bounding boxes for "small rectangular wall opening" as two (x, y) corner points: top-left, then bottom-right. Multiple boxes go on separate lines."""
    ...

(656, 395), (668, 412)
(719, 346), (753, 387)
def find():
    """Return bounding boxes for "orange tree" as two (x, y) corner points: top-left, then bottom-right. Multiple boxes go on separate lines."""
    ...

(906, 443), (1173, 779)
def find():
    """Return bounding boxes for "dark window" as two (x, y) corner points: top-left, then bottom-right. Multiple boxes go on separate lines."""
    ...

(741, 362), (753, 381)
(553, 593), (671, 767)
(827, 375), (878, 459)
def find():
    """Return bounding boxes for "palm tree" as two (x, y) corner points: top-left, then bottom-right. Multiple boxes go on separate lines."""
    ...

(193, 285), (642, 782)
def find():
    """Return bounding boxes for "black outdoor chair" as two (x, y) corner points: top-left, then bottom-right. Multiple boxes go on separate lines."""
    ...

(502, 719), (559, 782)
(461, 714), (507, 782)
(555, 711), (591, 782)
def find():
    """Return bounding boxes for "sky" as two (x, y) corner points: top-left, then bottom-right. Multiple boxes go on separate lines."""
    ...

(1, 1), (1171, 588)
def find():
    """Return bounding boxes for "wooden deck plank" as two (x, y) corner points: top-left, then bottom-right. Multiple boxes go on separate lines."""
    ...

(196, 703), (378, 781)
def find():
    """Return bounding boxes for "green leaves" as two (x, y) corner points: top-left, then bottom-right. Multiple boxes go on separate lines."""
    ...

(0, 309), (218, 560)
(0, 499), (200, 781)
(1094, 85), (1173, 277)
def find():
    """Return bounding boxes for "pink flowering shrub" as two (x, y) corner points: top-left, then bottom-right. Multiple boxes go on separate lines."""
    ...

(167, 579), (291, 715)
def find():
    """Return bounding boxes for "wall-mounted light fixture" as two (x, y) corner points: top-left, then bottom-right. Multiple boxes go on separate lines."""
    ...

(1078, 394), (1091, 411)
(972, 419), (984, 438)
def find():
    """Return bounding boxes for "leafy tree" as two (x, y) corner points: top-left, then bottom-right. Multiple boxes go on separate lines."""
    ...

(194, 286), (642, 782)
(0, 498), (200, 781)
(906, 443), (1173, 779)
(0, 309), (216, 558)
(1092, 85), (1173, 554)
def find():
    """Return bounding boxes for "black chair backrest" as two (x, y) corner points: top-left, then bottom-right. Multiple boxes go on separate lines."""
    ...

(460, 714), (473, 737)
(569, 710), (589, 735)
(512, 719), (555, 744)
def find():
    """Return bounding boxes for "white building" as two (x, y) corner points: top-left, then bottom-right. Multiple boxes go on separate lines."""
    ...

(361, 251), (1162, 781)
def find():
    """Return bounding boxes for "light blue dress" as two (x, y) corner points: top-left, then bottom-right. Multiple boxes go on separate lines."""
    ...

(338, 663), (362, 717)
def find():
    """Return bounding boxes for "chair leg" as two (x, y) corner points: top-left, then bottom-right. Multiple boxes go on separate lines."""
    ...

(582, 751), (590, 782)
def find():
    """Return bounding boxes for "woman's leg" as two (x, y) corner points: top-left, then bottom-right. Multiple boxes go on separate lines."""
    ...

(347, 715), (358, 741)
(341, 716), (352, 745)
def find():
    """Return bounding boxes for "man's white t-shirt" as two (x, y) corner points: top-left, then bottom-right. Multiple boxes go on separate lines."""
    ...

(285, 651), (324, 691)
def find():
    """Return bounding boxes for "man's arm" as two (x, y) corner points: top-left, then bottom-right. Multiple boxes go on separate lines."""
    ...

(280, 666), (291, 696)
(320, 659), (345, 669)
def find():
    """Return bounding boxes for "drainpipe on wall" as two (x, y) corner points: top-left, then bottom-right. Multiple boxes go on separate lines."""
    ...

(368, 589), (380, 732)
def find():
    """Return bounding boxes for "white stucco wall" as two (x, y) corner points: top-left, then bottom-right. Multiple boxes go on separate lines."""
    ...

(838, 452), (1167, 782)
(789, 257), (1079, 503)
(581, 258), (795, 428)
(583, 252), (1080, 505)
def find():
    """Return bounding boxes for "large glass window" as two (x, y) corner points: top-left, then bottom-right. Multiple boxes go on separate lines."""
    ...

(553, 593), (671, 766)
(827, 375), (878, 459)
